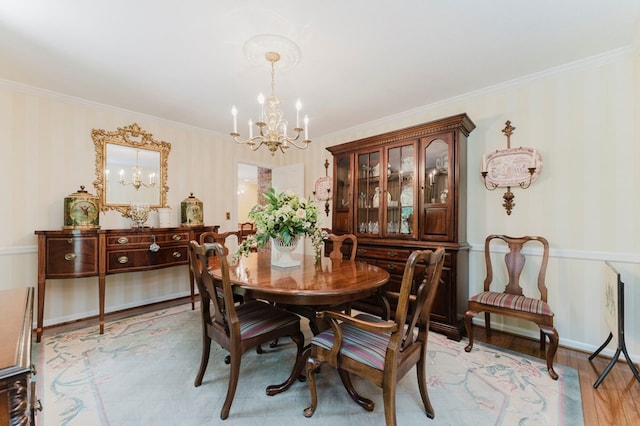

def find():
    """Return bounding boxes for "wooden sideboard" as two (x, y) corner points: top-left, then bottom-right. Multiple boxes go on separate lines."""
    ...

(0, 287), (39, 426)
(34, 225), (219, 342)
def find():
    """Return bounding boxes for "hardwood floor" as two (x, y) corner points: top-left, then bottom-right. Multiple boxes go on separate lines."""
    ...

(41, 298), (640, 425)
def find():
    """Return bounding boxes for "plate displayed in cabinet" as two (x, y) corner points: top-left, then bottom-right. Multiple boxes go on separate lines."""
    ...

(436, 153), (448, 173)
(400, 187), (413, 206)
(401, 156), (414, 172)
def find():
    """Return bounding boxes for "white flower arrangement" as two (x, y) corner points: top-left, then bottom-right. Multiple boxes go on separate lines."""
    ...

(233, 188), (323, 263)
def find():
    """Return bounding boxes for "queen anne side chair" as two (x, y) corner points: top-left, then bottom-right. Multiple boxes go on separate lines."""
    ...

(189, 240), (305, 420)
(303, 248), (445, 426)
(325, 233), (358, 260)
(463, 235), (559, 380)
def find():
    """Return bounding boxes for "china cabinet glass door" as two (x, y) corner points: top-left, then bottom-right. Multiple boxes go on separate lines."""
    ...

(356, 151), (381, 236)
(421, 135), (453, 240)
(385, 142), (416, 238)
(332, 154), (352, 233)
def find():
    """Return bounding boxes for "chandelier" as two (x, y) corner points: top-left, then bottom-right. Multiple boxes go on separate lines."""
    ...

(231, 51), (310, 155)
(118, 149), (156, 190)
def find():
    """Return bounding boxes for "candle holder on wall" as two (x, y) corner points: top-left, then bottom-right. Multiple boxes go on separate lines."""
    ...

(313, 159), (333, 217)
(481, 121), (542, 215)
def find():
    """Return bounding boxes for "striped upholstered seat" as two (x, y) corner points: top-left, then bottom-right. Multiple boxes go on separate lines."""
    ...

(311, 315), (391, 371)
(236, 300), (302, 339)
(469, 291), (553, 316)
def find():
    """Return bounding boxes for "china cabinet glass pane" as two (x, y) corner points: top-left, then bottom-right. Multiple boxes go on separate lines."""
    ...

(335, 156), (351, 210)
(386, 144), (415, 236)
(424, 139), (449, 204)
(356, 152), (380, 235)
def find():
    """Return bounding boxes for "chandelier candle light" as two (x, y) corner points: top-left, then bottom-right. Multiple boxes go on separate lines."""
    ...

(231, 51), (310, 155)
(118, 149), (156, 190)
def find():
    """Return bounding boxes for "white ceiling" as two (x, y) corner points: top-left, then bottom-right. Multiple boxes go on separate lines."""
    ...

(1, 1), (639, 139)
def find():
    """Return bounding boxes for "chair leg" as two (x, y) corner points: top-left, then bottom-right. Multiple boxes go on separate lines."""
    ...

(382, 381), (398, 426)
(539, 329), (546, 351)
(220, 351), (242, 420)
(194, 334), (211, 387)
(539, 325), (559, 380)
(484, 312), (492, 336)
(303, 356), (322, 418)
(464, 309), (477, 352)
(416, 349), (435, 419)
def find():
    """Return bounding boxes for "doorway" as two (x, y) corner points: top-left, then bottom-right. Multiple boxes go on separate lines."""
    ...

(237, 162), (272, 225)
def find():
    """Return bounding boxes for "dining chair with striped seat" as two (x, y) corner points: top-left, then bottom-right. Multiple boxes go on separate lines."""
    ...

(190, 240), (305, 420)
(303, 247), (445, 426)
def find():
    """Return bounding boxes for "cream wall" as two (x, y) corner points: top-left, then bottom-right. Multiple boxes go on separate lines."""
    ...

(1, 47), (639, 361)
(0, 83), (283, 324)
(302, 47), (640, 360)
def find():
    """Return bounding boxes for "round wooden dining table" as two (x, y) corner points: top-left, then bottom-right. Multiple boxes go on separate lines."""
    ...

(208, 251), (390, 395)
(211, 251), (389, 306)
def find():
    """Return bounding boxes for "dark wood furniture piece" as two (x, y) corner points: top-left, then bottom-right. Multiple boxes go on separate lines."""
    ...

(464, 235), (559, 379)
(34, 225), (219, 342)
(325, 233), (358, 260)
(304, 248), (445, 425)
(208, 251), (390, 395)
(326, 113), (475, 340)
(238, 222), (255, 241)
(190, 241), (304, 420)
(0, 287), (39, 426)
(199, 231), (242, 252)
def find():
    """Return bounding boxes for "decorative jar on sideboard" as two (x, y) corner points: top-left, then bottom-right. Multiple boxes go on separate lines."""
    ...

(181, 193), (203, 226)
(63, 185), (100, 229)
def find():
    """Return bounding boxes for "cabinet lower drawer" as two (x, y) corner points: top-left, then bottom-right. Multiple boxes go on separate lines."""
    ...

(46, 236), (99, 277)
(355, 246), (412, 261)
(106, 247), (188, 273)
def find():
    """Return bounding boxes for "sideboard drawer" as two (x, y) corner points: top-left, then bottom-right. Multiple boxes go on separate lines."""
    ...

(45, 236), (98, 277)
(106, 247), (188, 273)
(105, 231), (190, 247)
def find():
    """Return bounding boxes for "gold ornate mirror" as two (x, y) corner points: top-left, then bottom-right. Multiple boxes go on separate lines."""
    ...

(92, 123), (171, 215)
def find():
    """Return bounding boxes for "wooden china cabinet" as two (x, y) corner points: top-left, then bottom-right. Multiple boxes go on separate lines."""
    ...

(327, 113), (475, 340)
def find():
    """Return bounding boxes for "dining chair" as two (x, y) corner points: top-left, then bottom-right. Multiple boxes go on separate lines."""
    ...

(303, 248), (445, 426)
(463, 235), (559, 379)
(198, 231), (244, 305)
(189, 241), (305, 420)
(199, 230), (242, 255)
(325, 233), (357, 260)
(238, 221), (255, 241)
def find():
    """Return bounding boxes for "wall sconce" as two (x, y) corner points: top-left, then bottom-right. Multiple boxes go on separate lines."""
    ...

(481, 121), (542, 215)
(313, 159), (333, 217)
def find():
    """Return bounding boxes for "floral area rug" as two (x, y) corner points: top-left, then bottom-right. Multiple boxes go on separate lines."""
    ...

(35, 304), (583, 425)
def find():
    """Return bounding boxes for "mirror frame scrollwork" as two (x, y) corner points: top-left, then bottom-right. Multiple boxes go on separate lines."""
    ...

(92, 123), (171, 216)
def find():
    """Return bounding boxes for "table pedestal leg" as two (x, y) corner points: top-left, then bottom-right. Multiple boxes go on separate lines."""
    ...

(266, 346), (309, 395)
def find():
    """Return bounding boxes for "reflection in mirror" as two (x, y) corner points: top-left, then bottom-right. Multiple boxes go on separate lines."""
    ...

(93, 123), (171, 216)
